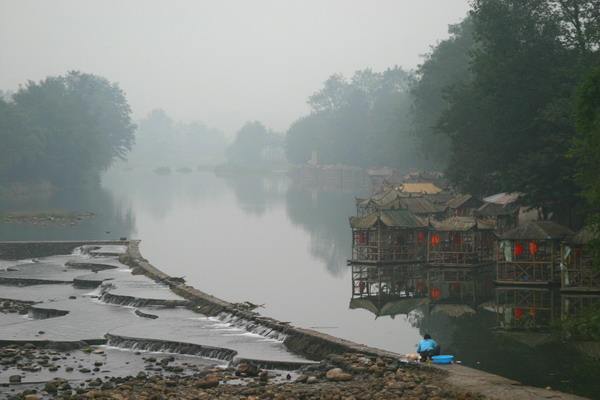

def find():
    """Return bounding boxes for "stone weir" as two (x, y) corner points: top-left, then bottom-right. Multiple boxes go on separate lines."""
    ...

(120, 242), (400, 362)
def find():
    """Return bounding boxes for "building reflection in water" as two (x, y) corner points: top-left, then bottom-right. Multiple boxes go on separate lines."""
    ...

(349, 264), (495, 319)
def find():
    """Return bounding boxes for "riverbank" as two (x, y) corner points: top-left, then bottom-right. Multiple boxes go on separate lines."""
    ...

(2, 344), (483, 400)
(0, 241), (591, 399)
(119, 241), (590, 400)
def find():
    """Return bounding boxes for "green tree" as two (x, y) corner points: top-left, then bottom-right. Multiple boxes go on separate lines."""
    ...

(11, 71), (135, 186)
(0, 99), (44, 184)
(437, 0), (597, 224)
(285, 67), (424, 170)
(226, 121), (282, 166)
(409, 17), (474, 169)
(572, 64), (600, 261)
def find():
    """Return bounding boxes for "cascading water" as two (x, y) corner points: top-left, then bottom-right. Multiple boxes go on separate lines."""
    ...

(105, 333), (237, 361)
(216, 312), (288, 342)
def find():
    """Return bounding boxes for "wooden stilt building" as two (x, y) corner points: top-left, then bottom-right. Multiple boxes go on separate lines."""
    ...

(349, 209), (429, 264)
(427, 216), (497, 267)
(496, 221), (573, 285)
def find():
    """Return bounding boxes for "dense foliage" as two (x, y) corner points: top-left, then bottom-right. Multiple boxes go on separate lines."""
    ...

(411, 0), (600, 227)
(409, 17), (474, 169)
(285, 68), (428, 170)
(0, 71), (135, 187)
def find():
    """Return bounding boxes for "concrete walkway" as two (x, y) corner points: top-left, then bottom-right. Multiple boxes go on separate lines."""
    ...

(436, 363), (589, 400)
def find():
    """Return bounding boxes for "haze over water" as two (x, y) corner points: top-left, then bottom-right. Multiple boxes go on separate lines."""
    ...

(2, 170), (599, 398)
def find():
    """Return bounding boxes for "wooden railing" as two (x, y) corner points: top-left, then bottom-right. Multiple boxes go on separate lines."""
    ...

(496, 261), (555, 283)
(563, 268), (600, 290)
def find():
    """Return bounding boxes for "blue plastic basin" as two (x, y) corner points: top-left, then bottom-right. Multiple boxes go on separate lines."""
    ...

(432, 355), (454, 364)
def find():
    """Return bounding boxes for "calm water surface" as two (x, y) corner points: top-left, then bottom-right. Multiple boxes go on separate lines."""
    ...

(1, 169), (599, 399)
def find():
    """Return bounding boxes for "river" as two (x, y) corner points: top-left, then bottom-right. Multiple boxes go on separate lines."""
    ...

(1, 168), (598, 399)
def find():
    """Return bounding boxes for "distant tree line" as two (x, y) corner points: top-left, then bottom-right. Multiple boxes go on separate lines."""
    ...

(225, 121), (285, 167)
(0, 71), (135, 188)
(285, 67), (427, 170)
(129, 109), (228, 169)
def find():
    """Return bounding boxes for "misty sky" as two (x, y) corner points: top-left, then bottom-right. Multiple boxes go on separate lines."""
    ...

(1, 1), (470, 136)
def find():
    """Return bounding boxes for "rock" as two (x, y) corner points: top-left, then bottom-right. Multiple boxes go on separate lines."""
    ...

(101, 381), (115, 390)
(44, 381), (57, 393)
(194, 375), (219, 388)
(338, 373), (353, 381)
(9, 375), (22, 383)
(326, 368), (344, 381)
(131, 266), (144, 275)
(88, 378), (102, 387)
(236, 363), (260, 377)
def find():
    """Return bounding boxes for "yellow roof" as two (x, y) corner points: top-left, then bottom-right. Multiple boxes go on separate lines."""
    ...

(400, 182), (442, 194)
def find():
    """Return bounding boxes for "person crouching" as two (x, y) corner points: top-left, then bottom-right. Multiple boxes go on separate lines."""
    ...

(417, 333), (440, 361)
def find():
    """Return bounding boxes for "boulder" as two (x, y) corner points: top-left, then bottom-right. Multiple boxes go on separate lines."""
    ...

(194, 375), (219, 389)
(236, 363), (260, 377)
(325, 368), (343, 381)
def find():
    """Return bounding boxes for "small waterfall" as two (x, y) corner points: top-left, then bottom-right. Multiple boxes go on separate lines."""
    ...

(105, 333), (237, 361)
(216, 312), (288, 342)
(95, 282), (187, 307)
(29, 307), (69, 319)
(100, 291), (189, 308)
(71, 246), (98, 256)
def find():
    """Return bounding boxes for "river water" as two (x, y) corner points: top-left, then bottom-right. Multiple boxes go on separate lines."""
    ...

(1, 169), (599, 398)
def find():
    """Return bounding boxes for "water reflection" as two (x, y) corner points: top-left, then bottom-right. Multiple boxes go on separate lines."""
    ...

(286, 184), (366, 277)
(0, 185), (134, 242)
(348, 262), (600, 398)
(218, 172), (288, 216)
(103, 168), (224, 221)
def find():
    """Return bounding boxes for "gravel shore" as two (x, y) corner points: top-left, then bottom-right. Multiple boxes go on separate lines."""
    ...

(2, 344), (484, 400)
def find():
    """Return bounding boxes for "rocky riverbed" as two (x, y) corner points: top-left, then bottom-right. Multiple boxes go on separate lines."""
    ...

(2, 345), (483, 400)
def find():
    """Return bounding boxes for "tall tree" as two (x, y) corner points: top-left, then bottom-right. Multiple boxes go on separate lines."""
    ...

(410, 17), (474, 168)
(437, 0), (597, 224)
(285, 67), (424, 170)
(572, 64), (600, 255)
(11, 71), (135, 186)
(226, 121), (282, 166)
